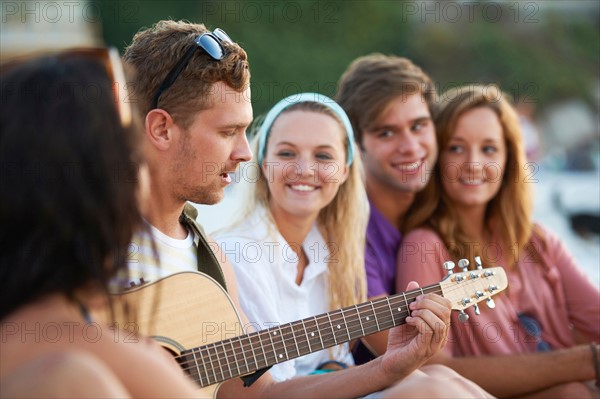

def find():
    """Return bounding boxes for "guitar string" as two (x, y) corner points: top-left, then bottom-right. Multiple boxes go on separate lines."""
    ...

(176, 276), (500, 385)
(176, 276), (488, 368)
(184, 307), (415, 386)
(177, 284), (437, 362)
(179, 305), (407, 367)
(176, 280), (492, 382)
(176, 291), (425, 382)
(183, 299), (494, 386)
(177, 279), (494, 383)
(175, 286), (440, 382)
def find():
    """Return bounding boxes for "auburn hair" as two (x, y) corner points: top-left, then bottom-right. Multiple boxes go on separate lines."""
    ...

(404, 85), (544, 267)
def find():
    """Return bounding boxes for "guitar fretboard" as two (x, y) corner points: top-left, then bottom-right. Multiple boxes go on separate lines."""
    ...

(177, 284), (442, 387)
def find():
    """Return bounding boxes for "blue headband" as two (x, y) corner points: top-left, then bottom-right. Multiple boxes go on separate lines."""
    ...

(257, 92), (355, 166)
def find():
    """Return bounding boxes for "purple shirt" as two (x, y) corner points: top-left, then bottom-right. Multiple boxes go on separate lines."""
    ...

(365, 202), (402, 297)
(353, 202), (403, 365)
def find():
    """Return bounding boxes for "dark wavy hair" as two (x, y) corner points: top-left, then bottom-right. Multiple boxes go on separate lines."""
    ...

(0, 54), (143, 320)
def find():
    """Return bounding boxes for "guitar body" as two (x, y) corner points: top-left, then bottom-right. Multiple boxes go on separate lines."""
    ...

(110, 272), (244, 398)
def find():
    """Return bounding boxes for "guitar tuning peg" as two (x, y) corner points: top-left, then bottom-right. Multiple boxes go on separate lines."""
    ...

(458, 310), (469, 323)
(458, 259), (469, 272)
(474, 256), (483, 270)
(443, 261), (455, 275)
(473, 304), (481, 315)
(486, 298), (496, 309)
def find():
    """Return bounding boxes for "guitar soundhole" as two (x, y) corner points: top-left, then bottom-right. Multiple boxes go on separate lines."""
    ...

(176, 349), (194, 375)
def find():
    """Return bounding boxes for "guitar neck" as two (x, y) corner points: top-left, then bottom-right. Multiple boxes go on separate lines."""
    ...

(179, 284), (442, 387)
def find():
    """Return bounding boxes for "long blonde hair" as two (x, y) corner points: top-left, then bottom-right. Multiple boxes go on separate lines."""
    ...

(404, 85), (544, 267)
(235, 102), (369, 310)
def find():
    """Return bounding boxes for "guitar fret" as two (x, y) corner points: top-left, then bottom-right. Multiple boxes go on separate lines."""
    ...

(205, 345), (219, 385)
(244, 334), (257, 372)
(315, 316), (325, 349)
(306, 318), (321, 352)
(215, 341), (231, 379)
(385, 297), (395, 329)
(278, 325), (290, 361)
(326, 313), (338, 345)
(229, 339), (240, 377)
(289, 322), (301, 359)
(355, 304), (366, 337)
(402, 292), (410, 317)
(256, 330), (269, 367)
(268, 328), (280, 362)
(390, 297), (404, 325)
(191, 349), (204, 387)
(300, 319), (312, 354)
(370, 301), (381, 332)
(385, 297), (393, 315)
(219, 341), (231, 380)
(237, 335), (250, 374)
(339, 309), (351, 341)
(198, 347), (209, 386)
(373, 299), (390, 329)
(359, 303), (376, 335)
(341, 306), (359, 341)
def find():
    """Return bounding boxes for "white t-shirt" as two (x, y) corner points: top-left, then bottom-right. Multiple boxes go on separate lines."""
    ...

(113, 222), (197, 289)
(214, 207), (354, 381)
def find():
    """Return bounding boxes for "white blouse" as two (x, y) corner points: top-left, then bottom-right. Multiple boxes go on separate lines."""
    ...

(214, 207), (353, 381)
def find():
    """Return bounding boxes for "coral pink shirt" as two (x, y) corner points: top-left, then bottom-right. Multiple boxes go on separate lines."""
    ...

(397, 225), (600, 357)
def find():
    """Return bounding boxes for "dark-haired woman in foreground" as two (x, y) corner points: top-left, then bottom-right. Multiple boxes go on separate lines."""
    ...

(0, 49), (202, 398)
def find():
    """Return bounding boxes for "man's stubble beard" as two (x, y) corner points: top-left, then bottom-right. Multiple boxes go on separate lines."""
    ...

(171, 134), (225, 206)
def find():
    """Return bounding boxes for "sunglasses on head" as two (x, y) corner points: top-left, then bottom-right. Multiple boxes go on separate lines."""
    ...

(151, 28), (233, 110)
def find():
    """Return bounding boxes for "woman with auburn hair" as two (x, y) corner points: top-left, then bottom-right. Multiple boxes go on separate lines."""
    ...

(397, 84), (600, 398)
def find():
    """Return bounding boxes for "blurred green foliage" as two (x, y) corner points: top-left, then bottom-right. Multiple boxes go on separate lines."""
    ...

(98, 0), (599, 117)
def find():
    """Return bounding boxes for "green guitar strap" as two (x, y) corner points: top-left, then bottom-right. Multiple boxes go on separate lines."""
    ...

(180, 203), (228, 291)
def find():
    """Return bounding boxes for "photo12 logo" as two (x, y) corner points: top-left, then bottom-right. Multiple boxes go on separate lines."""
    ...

(399, 1), (540, 24)
(1, 321), (140, 344)
(198, 1), (342, 24)
(1, 1), (140, 24)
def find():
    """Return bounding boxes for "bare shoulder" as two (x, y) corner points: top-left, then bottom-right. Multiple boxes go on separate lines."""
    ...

(0, 351), (131, 398)
(77, 329), (200, 397)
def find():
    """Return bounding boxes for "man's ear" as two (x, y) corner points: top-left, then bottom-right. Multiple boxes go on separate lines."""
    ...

(145, 109), (176, 151)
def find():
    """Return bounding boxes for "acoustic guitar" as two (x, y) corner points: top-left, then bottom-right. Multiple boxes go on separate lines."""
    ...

(111, 266), (507, 397)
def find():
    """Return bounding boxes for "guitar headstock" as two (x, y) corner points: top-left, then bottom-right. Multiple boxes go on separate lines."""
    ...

(439, 257), (507, 321)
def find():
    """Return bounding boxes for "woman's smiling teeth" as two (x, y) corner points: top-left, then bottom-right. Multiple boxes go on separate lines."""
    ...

(460, 178), (484, 185)
(289, 184), (317, 192)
